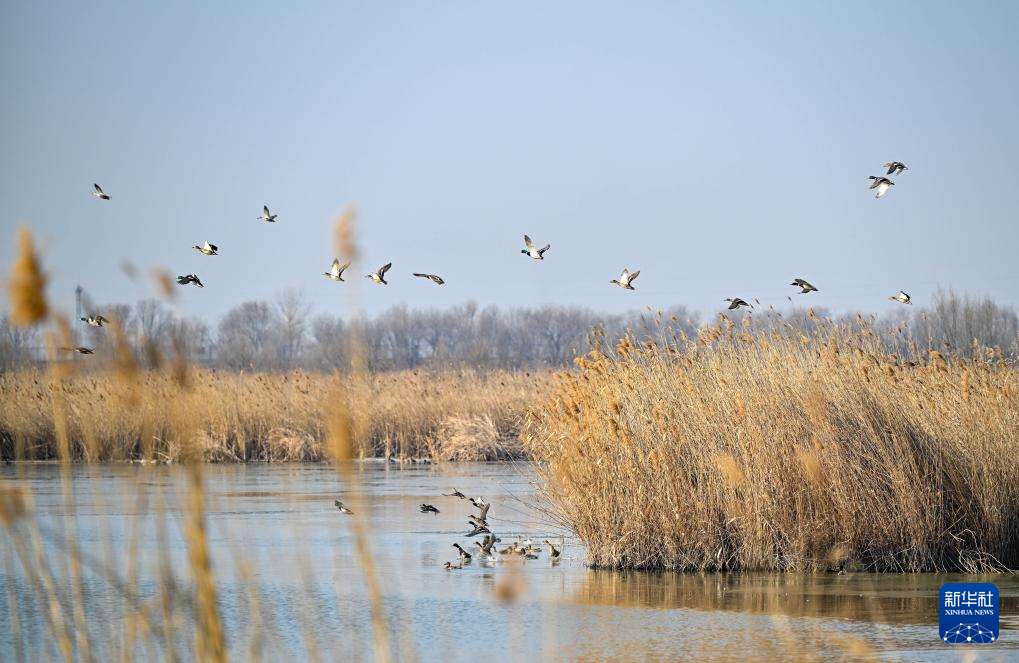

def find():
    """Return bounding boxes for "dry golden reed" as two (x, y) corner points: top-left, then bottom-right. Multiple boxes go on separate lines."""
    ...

(8, 227), (49, 326)
(0, 369), (551, 462)
(524, 318), (1019, 573)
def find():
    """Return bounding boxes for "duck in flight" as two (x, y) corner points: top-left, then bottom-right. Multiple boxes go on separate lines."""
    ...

(889, 290), (912, 305)
(868, 176), (894, 198)
(92, 184), (110, 200)
(443, 488), (467, 499)
(453, 543), (472, 562)
(257, 205), (278, 223)
(323, 259), (351, 282)
(176, 274), (204, 288)
(334, 500), (354, 514)
(193, 241), (218, 256)
(725, 298), (753, 310)
(465, 523), (491, 537)
(790, 278), (818, 294)
(81, 315), (109, 327)
(470, 497), (491, 522)
(883, 161), (908, 176)
(544, 540), (561, 559)
(610, 268), (640, 290)
(412, 273), (445, 285)
(521, 235), (550, 260)
(366, 262), (392, 285)
(420, 504), (440, 514)
(62, 346), (95, 355)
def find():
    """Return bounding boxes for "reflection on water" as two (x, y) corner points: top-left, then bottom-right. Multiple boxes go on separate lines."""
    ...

(2, 462), (1017, 662)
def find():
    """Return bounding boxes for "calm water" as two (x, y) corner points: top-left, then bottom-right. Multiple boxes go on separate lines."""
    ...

(2, 462), (1017, 662)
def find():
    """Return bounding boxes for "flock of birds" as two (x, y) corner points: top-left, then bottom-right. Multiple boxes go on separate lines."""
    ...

(62, 162), (915, 355)
(335, 490), (561, 570)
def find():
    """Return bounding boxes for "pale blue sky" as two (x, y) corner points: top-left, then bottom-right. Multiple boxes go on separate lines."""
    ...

(2, 1), (1017, 322)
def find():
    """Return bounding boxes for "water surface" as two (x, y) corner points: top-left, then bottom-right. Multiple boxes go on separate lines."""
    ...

(2, 462), (1017, 661)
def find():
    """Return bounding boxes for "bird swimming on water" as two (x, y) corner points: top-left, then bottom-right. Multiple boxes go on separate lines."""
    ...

(420, 504), (440, 514)
(176, 274), (204, 288)
(81, 315), (109, 327)
(193, 241), (218, 256)
(323, 259), (351, 282)
(257, 205), (278, 222)
(790, 278), (818, 294)
(610, 268), (640, 290)
(366, 262), (392, 285)
(521, 235), (550, 260)
(868, 176), (894, 198)
(725, 298), (753, 310)
(334, 500), (354, 514)
(412, 273), (445, 285)
(883, 161), (908, 176)
(889, 290), (912, 305)
(93, 184), (110, 200)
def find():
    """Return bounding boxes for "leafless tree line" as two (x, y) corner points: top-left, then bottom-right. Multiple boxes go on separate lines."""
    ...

(2, 288), (1016, 372)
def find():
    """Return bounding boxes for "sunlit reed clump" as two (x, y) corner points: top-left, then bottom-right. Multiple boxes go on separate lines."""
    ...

(523, 314), (1019, 572)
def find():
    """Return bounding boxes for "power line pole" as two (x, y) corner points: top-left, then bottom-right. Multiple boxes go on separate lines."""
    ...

(75, 285), (83, 346)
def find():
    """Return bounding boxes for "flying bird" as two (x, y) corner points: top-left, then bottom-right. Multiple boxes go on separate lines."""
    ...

(443, 489), (467, 499)
(334, 500), (354, 514)
(412, 273), (445, 285)
(883, 161), (908, 176)
(81, 315), (109, 327)
(521, 235), (550, 260)
(610, 268), (640, 290)
(193, 241), (218, 256)
(420, 504), (440, 514)
(62, 346), (95, 355)
(725, 298), (753, 310)
(453, 543), (472, 562)
(92, 184), (110, 200)
(257, 205), (278, 222)
(889, 290), (912, 305)
(868, 176), (894, 198)
(366, 262), (392, 285)
(469, 497), (491, 522)
(323, 259), (351, 282)
(465, 523), (491, 538)
(790, 278), (818, 294)
(176, 274), (204, 288)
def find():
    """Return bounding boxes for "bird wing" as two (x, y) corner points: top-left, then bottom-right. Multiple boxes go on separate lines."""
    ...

(379, 263), (392, 277)
(263, 206), (271, 216)
(412, 273), (427, 278)
(479, 502), (490, 521)
(538, 244), (550, 256)
(627, 270), (640, 283)
(868, 178), (880, 189)
(330, 258), (341, 276)
(94, 184), (104, 194)
(524, 235), (534, 250)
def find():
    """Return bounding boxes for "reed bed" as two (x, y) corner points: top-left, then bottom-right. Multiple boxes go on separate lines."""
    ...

(523, 314), (1019, 572)
(0, 368), (551, 462)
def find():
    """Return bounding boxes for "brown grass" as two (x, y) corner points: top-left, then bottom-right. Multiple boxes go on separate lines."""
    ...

(0, 368), (551, 462)
(522, 315), (1019, 572)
